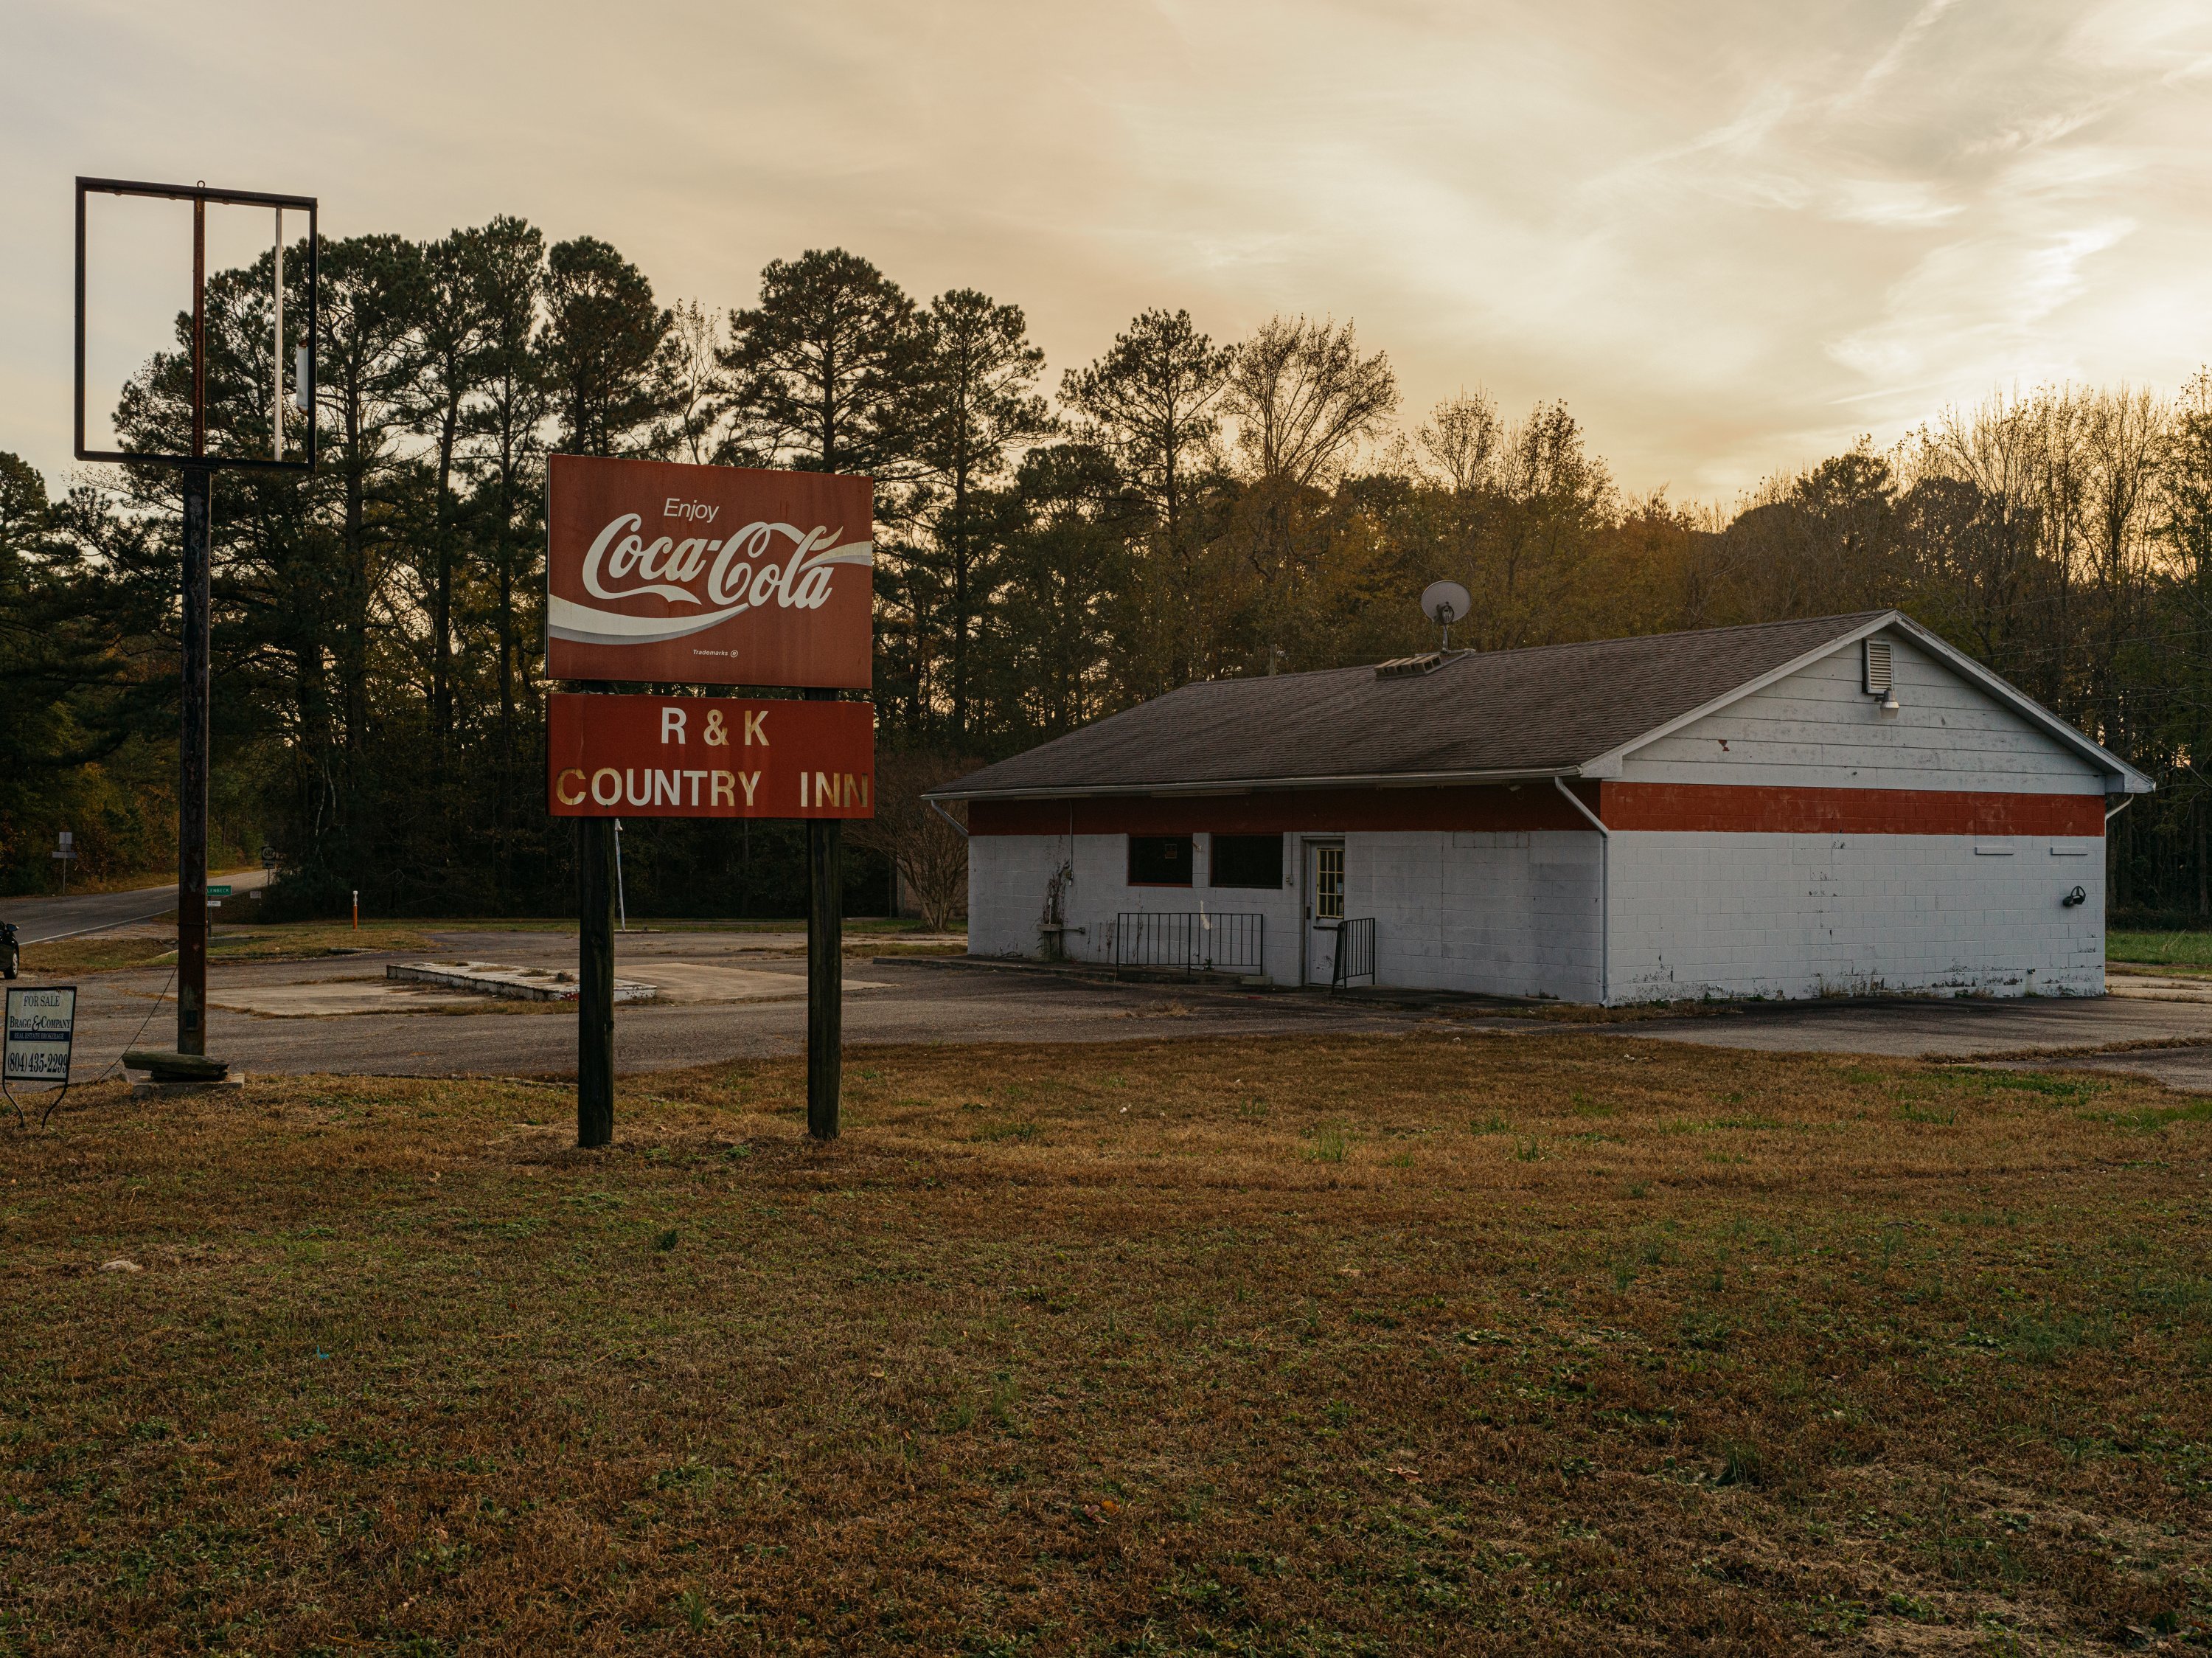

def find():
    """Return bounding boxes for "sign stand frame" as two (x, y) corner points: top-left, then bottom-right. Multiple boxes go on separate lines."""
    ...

(543, 457), (874, 1152)
(74, 177), (320, 1061)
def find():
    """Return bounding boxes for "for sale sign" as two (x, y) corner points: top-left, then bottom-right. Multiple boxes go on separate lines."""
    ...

(547, 694), (874, 819)
(544, 456), (873, 687)
(4, 985), (76, 1085)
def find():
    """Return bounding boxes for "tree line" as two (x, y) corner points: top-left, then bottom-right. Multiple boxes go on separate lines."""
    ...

(3, 217), (2208, 919)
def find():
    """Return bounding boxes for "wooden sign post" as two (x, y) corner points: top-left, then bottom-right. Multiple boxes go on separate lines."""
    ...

(545, 457), (874, 1147)
(576, 814), (616, 1148)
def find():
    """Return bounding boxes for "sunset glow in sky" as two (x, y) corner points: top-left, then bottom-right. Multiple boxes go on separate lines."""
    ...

(6, 0), (2210, 502)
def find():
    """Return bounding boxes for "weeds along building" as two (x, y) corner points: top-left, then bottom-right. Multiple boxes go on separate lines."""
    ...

(928, 611), (2152, 1005)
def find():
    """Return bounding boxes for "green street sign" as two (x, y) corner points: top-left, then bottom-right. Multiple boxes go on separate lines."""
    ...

(207, 885), (232, 897)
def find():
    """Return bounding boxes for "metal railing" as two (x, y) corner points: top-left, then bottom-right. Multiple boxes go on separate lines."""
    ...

(1113, 911), (1265, 977)
(1331, 917), (1377, 990)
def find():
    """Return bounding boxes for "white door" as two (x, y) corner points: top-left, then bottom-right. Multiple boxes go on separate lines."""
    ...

(1304, 839), (1345, 985)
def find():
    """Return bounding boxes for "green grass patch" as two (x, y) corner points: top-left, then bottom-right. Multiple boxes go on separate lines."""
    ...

(2090, 1097), (2212, 1133)
(2110, 929), (2212, 968)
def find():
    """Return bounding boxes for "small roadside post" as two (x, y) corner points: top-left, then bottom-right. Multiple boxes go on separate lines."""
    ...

(51, 830), (75, 895)
(613, 817), (630, 933)
(544, 457), (874, 1148)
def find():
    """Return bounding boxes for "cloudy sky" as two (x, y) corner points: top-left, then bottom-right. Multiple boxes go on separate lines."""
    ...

(6, 0), (2209, 504)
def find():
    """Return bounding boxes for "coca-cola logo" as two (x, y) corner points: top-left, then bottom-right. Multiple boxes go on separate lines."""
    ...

(543, 457), (873, 686)
(550, 511), (872, 648)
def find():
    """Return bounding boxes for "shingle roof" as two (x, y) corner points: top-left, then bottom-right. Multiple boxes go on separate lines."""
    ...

(932, 611), (1897, 799)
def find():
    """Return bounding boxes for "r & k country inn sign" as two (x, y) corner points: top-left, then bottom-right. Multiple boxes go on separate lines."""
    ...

(544, 456), (873, 687)
(546, 694), (874, 820)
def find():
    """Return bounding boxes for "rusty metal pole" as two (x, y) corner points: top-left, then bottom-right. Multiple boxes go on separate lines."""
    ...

(177, 466), (211, 1054)
(176, 199), (211, 1056)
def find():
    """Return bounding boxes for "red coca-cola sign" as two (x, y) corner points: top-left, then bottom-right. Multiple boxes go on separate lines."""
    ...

(544, 455), (872, 687)
(547, 694), (874, 819)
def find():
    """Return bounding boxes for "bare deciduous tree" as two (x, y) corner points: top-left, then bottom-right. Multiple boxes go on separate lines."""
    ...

(663, 299), (728, 465)
(844, 749), (980, 932)
(1418, 392), (1503, 495)
(1226, 316), (1397, 490)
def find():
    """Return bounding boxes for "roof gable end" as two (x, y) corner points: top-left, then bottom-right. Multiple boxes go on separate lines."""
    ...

(1586, 610), (2152, 794)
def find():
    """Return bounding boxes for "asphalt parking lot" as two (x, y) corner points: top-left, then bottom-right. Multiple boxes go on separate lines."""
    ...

(18, 922), (2212, 1091)
(37, 929), (1416, 1081)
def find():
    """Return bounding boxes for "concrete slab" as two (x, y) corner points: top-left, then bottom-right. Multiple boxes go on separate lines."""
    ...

(2105, 969), (2212, 1005)
(209, 979), (497, 1017)
(130, 1075), (248, 1096)
(389, 962), (654, 1003)
(626, 962), (892, 1004)
(1618, 992), (2212, 1061)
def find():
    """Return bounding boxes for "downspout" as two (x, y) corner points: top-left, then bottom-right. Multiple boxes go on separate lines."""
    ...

(2104, 791), (2132, 922)
(1554, 775), (1610, 1006)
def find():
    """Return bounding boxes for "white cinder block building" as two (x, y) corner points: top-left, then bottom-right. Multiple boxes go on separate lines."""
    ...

(928, 612), (2152, 1005)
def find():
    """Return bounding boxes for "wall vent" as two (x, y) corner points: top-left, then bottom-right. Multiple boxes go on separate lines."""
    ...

(1863, 637), (1893, 696)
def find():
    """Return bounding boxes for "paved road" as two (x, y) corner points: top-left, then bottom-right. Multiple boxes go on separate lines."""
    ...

(2, 867), (268, 944)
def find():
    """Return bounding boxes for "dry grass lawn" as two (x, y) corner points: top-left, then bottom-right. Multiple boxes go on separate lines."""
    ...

(2, 1033), (2209, 1655)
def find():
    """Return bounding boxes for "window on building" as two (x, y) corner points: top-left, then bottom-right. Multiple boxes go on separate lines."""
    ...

(1314, 843), (1345, 920)
(1210, 833), (1284, 889)
(1127, 835), (1194, 886)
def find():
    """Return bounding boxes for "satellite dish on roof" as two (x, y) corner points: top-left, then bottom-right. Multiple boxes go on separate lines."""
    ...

(1421, 580), (1472, 649)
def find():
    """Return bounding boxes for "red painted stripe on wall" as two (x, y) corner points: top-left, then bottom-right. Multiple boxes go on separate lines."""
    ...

(965, 781), (2105, 838)
(1596, 783), (2104, 837)
(967, 783), (1596, 837)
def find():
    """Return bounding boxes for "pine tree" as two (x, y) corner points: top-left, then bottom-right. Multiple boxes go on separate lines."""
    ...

(538, 237), (672, 457)
(720, 249), (919, 476)
(911, 288), (1054, 742)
